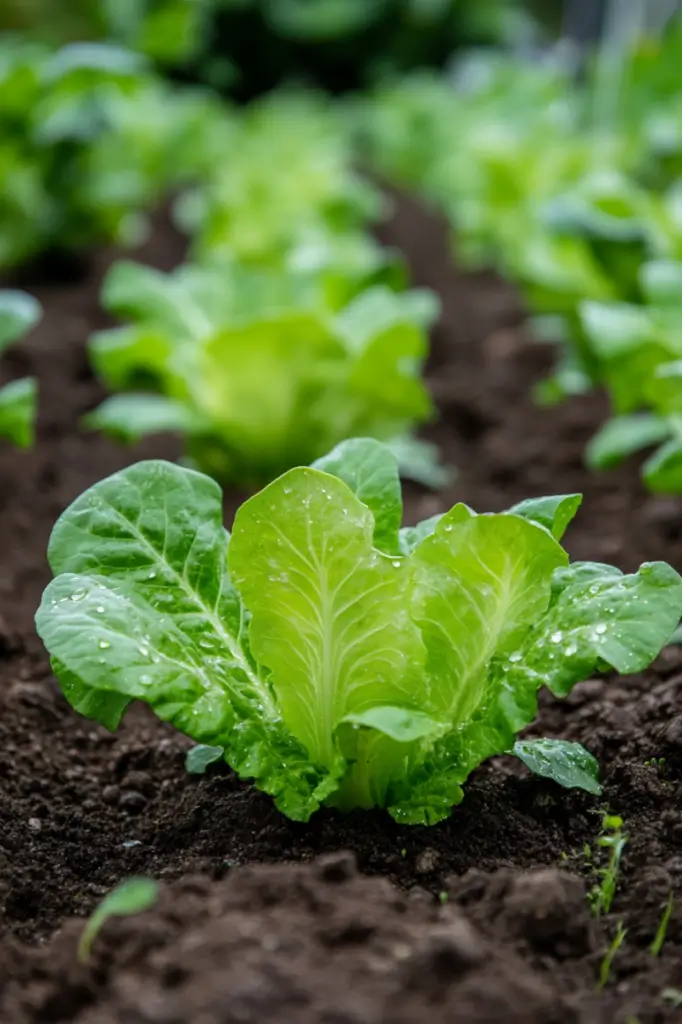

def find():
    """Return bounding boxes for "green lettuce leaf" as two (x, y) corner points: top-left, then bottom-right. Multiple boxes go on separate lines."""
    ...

(504, 561), (682, 699)
(507, 493), (582, 540)
(228, 466), (426, 770)
(83, 393), (201, 443)
(0, 377), (37, 448)
(312, 437), (402, 554)
(35, 460), (337, 820)
(0, 290), (41, 352)
(513, 738), (602, 795)
(644, 437), (682, 493)
(586, 414), (672, 470)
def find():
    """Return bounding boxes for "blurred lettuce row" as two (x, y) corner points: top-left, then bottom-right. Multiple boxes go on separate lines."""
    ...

(354, 26), (682, 492)
(0, 37), (234, 270)
(84, 89), (449, 489)
(177, 91), (389, 270)
(1, 1), (536, 96)
(0, 291), (41, 448)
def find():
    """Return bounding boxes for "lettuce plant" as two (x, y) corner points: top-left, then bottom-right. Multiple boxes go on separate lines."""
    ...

(36, 439), (682, 824)
(178, 92), (385, 269)
(0, 38), (229, 268)
(583, 259), (682, 492)
(0, 290), (40, 447)
(357, 50), (682, 405)
(86, 259), (441, 486)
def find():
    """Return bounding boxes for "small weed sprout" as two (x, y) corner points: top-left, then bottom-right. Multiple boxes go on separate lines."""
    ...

(662, 988), (682, 1008)
(77, 877), (159, 964)
(589, 814), (627, 917)
(650, 892), (674, 957)
(598, 920), (627, 990)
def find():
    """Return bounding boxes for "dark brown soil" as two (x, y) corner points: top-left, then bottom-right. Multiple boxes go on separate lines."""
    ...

(1, 194), (682, 1023)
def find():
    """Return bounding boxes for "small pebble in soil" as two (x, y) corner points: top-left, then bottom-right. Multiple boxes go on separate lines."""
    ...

(102, 784), (120, 805)
(315, 851), (357, 883)
(27, 818), (41, 832)
(124, 770), (154, 795)
(119, 790), (147, 813)
(415, 848), (440, 875)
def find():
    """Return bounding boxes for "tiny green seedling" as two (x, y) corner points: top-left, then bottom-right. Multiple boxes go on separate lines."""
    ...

(650, 892), (674, 957)
(589, 814), (627, 917)
(662, 988), (682, 1009)
(77, 877), (159, 964)
(598, 920), (627, 990)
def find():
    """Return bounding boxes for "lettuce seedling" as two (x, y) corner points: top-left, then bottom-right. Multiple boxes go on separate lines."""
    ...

(86, 260), (442, 487)
(36, 439), (682, 824)
(0, 290), (40, 447)
(77, 877), (159, 964)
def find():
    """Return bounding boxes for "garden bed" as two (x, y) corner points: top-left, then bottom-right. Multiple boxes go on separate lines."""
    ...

(1, 193), (681, 1023)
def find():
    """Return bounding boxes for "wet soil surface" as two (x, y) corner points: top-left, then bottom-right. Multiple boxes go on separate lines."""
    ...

(1, 195), (682, 1022)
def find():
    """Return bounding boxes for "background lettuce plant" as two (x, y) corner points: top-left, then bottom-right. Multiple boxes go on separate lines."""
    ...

(177, 92), (386, 270)
(85, 258), (442, 487)
(356, 37), (682, 405)
(0, 37), (231, 269)
(583, 258), (682, 492)
(36, 439), (682, 824)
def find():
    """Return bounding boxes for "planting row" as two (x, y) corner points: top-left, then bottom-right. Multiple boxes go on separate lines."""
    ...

(358, 28), (682, 494)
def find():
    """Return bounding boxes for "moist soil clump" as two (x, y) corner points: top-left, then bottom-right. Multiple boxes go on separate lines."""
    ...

(1, 196), (682, 1022)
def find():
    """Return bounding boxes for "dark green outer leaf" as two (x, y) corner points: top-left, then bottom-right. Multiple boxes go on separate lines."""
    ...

(513, 738), (602, 795)
(185, 744), (224, 774)
(36, 460), (335, 822)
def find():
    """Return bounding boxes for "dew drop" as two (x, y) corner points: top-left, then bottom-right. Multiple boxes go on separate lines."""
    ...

(140, 673), (152, 684)
(139, 645), (149, 657)
(589, 584), (600, 595)
(283, 487), (292, 495)
(392, 560), (401, 568)
(98, 639), (111, 649)
(444, 524), (453, 533)
(594, 623), (607, 635)
(550, 630), (563, 643)
(147, 570), (157, 580)
(509, 651), (522, 663)
(565, 641), (578, 657)
(96, 605), (105, 614)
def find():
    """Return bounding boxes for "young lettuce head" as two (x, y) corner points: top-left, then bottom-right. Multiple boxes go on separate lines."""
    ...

(36, 439), (682, 824)
(86, 259), (443, 487)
